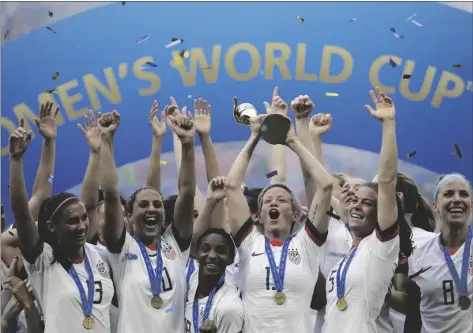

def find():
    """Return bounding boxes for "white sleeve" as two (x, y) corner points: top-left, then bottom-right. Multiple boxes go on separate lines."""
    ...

(294, 223), (327, 275)
(369, 230), (400, 262)
(235, 219), (259, 262)
(106, 232), (135, 285)
(162, 227), (190, 267)
(22, 243), (54, 306)
(215, 293), (244, 333)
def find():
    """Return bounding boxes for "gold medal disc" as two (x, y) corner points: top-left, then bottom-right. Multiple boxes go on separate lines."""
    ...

(83, 316), (95, 330)
(150, 295), (163, 309)
(336, 298), (348, 311)
(459, 295), (471, 310)
(274, 291), (286, 305)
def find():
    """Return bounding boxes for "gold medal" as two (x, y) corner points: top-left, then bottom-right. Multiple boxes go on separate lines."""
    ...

(459, 295), (471, 310)
(150, 295), (163, 309)
(82, 316), (95, 330)
(274, 292), (286, 305)
(336, 298), (348, 311)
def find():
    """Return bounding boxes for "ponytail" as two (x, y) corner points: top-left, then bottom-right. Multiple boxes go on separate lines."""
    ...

(411, 194), (436, 232)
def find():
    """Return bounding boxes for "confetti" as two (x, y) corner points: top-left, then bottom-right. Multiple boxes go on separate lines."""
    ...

(44, 89), (57, 94)
(201, 67), (213, 71)
(266, 170), (278, 179)
(407, 13), (417, 21)
(160, 160), (167, 165)
(4, 30), (10, 40)
(165, 306), (178, 313)
(325, 92), (339, 97)
(46, 26), (56, 34)
(407, 151), (417, 158)
(125, 252), (138, 260)
(48, 175), (54, 184)
(453, 142), (463, 160)
(145, 61), (158, 68)
(326, 206), (341, 220)
(188, 95), (193, 99)
(389, 58), (398, 68)
(349, 18), (357, 22)
(390, 27), (404, 39)
(165, 38), (183, 48)
(410, 19), (423, 27)
(297, 16), (304, 23)
(52, 72), (59, 80)
(179, 50), (190, 59)
(136, 35), (149, 44)
(171, 57), (183, 67)
(453, 64), (462, 68)
(8, 231), (14, 236)
(48, 11), (53, 17)
(403, 74), (412, 79)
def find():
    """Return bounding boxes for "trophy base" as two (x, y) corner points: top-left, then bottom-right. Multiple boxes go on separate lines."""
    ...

(261, 114), (291, 145)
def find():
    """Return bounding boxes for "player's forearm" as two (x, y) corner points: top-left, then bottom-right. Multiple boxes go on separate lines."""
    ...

(24, 303), (44, 333)
(199, 134), (221, 182)
(226, 134), (260, 189)
(146, 135), (163, 191)
(387, 289), (409, 314)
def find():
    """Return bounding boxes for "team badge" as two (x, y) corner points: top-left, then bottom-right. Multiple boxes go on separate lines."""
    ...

(162, 242), (176, 260)
(288, 247), (301, 265)
(96, 260), (107, 276)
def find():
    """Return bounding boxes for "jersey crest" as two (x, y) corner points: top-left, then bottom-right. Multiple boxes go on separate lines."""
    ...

(469, 253), (473, 276)
(96, 259), (108, 276)
(162, 242), (176, 260)
(288, 247), (301, 265)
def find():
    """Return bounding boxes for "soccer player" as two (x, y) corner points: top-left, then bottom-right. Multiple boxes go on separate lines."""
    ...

(404, 173), (472, 333)
(185, 228), (243, 333)
(9, 116), (114, 332)
(99, 107), (196, 333)
(322, 88), (413, 333)
(225, 87), (333, 333)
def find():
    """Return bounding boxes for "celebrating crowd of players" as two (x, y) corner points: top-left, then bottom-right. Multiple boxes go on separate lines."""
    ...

(1, 87), (472, 333)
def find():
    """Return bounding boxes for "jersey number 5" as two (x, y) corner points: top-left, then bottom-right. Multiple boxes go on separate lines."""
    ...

(442, 280), (455, 305)
(328, 270), (337, 293)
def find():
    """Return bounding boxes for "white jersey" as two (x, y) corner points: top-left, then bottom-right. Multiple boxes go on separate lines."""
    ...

(107, 228), (189, 333)
(388, 227), (437, 333)
(184, 270), (244, 333)
(236, 221), (323, 333)
(313, 218), (352, 333)
(409, 233), (473, 333)
(322, 230), (399, 333)
(23, 243), (114, 333)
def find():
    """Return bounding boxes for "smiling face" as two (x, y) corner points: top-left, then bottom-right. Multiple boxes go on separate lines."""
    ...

(197, 232), (233, 277)
(259, 186), (296, 238)
(347, 185), (378, 238)
(434, 177), (472, 229)
(50, 201), (89, 248)
(129, 188), (164, 244)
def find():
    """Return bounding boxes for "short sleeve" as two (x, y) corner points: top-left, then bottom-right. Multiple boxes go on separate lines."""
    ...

(22, 242), (53, 276)
(369, 229), (400, 263)
(215, 293), (244, 333)
(106, 232), (136, 284)
(234, 219), (258, 261)
(294, 222), (326, 273)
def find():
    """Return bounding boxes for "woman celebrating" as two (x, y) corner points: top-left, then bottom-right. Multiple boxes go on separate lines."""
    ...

(405, 173), (472, 333)
(99, 108), (196, 333)
(322, 88), (412, 333)
(9, 117), (114, 332)
(225, 87), (333, 333)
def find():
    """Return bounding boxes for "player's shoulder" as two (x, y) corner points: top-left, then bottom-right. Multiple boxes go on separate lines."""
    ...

(216, 285), (243, 313)
(412, 228), (438, 247)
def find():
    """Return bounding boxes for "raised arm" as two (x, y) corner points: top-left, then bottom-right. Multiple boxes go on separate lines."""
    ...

(225, 115), (266, 236)
(285, 120), (333, 234)
(28, 102), (59, 221)
(365, 87), (398, 231)
(98, 111), (125, 251)
(77, 110), (102, 243)
(146, 100), (167, 191)
(190, 177), (227, 256)
(168, 110), (196, 241)
(8, 119), (40, 263)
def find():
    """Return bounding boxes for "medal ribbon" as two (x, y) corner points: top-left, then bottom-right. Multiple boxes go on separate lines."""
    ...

(68, 249), (94, 318)
(265, 237), (292, 293)
(187, 259), (196, 293)
(193, 274), (225, 333)
(135, 238), (163, 297)
(336, 246), (358, 300)
(441, 226), (472, 298)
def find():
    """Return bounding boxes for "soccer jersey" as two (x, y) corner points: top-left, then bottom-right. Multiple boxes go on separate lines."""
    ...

(184, 270), (244, 333)
(322, 228), (400, 333)
(107, 227), (189, 333)
(235, 219), (325, 333)
(388, 227), (437, 333)
(408, 233), (473, 333)
(23, 243), (114, 333)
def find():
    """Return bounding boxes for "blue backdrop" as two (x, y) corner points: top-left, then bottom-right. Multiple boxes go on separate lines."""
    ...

(1, 2), (472, 223)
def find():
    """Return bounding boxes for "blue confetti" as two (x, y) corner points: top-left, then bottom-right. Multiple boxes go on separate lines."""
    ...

(145, 61), (158, 68)
(389, 58), (398, 68)
(125, 252), (138, 260)
(266, 170), (278, 179)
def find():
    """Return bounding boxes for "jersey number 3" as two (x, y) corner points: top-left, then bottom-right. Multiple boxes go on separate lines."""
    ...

(86, 280), (103, 304)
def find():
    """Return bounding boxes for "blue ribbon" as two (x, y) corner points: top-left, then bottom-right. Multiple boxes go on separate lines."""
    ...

(441, 226), (472, 298)
(193, 274), (225, 333)
(187, 259), (196, 293)
(68, 250), (94, 318)
(336, 246), (358, 300)
(135, 238), (163, 297)
(264, 237), (292, 292)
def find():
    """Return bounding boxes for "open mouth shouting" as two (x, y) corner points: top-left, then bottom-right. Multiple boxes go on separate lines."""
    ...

(143, 215), (159, 229)
(269, 208), (280, 221)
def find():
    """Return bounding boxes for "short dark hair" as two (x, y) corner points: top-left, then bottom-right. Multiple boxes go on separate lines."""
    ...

(244, 187), (264, 214)
(197, 228), (236, 264)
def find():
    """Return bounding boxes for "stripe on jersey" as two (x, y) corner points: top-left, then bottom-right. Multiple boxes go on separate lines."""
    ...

(305, 220), (328, 246)
(234, 218), (254, 247)
(375, 221), (400, 242)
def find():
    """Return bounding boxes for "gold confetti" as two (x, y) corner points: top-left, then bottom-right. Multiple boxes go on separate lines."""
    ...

(325, 92), (339, 97)
(52, 72), (59, 80)
(160, 160), (167, 165)
(297, 16), (304, 23)
(179, 50), (190, 58)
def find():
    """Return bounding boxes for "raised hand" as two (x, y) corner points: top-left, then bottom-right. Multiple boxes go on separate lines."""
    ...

(98, 110), (120, 142)
(77, 110), (102, 153)
(9, 119), (33, 159)
(249, 114), (267, 135)
(168, 110), (195, 143)
(284, 117), (297, 145)
(263, 86), (288, 115)
(291, 94), (315, 119)
(365, 87), (395, 121)
(166, 96), (181, 117)
(148, 100), (167, 138)
(192, 98), (212, 136)
(3, 277), (35, 308)
(207, 176), (227, 202)
(309, 113), (333, 137)
(34, 101), (60, 140)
